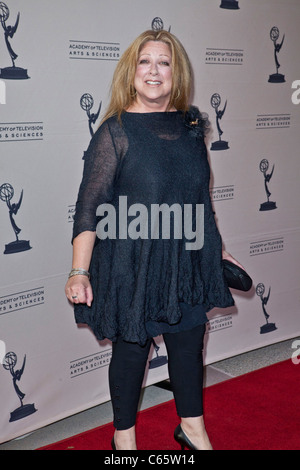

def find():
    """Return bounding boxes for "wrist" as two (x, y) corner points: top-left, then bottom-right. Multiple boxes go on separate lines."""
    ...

(68, 268), (90, 279)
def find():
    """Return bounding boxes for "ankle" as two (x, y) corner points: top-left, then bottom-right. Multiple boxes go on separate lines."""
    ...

(180, 417), (213, 451)
(114, 427), (137, 450)
(181, 416), (205, 434)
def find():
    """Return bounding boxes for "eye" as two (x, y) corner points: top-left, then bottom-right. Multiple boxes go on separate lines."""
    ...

(160, 61), (170, 66)
(139, 59), (149, 65)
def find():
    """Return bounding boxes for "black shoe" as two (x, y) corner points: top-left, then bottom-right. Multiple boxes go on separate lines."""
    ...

(174, 424), (198, 451)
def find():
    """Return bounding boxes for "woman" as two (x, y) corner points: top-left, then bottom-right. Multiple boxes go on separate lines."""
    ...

(65, 29), (242, 451)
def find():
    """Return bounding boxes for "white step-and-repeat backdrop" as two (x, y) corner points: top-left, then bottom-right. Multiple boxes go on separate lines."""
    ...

(0, 0), (299, 444)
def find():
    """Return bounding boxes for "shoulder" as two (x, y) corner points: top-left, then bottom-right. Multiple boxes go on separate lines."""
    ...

(96, 115), (120, 135)
(91, 114), (128, 159)
(91, 115), (126, 143)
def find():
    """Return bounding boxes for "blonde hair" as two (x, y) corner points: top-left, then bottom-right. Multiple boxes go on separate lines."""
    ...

(101, 30), (193, 123)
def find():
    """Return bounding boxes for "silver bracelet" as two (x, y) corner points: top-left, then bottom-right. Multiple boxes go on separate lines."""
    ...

(68, 268), (90, 279)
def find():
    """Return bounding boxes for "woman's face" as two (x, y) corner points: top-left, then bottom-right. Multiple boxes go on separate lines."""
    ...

(133, 41), (174, 112)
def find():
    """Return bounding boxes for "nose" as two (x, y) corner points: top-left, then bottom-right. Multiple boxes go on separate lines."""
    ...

(150, 62), (158, 76)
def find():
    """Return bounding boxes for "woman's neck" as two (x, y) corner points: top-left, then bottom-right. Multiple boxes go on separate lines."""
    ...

(126, 99), (176, 114)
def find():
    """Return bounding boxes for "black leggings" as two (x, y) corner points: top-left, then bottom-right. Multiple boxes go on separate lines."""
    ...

(109, 324), (206, 430)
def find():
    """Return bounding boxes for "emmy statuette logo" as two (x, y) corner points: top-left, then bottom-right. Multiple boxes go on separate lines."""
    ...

(268, 27), (285, 84)
(259, 159), (277, 211)
(80, 93), (102, 139)
(2, 352), (37, 422)
(210, 93), (229, 151)
(80, 93), (102, 160)
(151, 17), (171, 32)
(0, 183), (31, 254)
(0, 2), (29, 79)
(256, 283), (277, 335)
(220, 0), (239, 9)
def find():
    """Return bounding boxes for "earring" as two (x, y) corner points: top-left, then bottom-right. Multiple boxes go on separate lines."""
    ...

(175, 89), (181, 100)
(130, 85), (137, 98)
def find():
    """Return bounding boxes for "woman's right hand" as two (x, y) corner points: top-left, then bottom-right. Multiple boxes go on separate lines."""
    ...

(65, 275), (93, 307)
(66, 231), (96, 307)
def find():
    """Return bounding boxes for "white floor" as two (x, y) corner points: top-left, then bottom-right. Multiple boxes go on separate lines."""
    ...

(0, 337), (298, 450)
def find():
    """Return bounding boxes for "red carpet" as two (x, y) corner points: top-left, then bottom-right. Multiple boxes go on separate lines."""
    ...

(39, 360), (299, 451)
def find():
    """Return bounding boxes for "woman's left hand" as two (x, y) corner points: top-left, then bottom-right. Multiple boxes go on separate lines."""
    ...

(222, 250), (245, 270)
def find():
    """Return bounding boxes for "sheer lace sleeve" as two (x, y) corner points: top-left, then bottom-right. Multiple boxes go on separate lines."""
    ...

(72, 118), (127, 241)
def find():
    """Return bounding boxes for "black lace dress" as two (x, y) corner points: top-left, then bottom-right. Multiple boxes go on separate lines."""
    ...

(72, 107), (234, 345)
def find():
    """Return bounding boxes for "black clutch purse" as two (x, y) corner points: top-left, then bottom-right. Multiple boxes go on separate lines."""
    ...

(222, 259), (253, 292)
